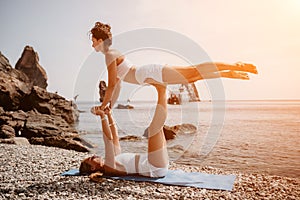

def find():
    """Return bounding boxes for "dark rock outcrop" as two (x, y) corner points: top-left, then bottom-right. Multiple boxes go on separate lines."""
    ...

(119, 135), (142, 141)
(163, 126), (177, 140)
(0, 124), (15, 138)
(99, 80), (107, 102)
(0, 52), (32, 110)
(15, 46), (48, 89)
(143, 124), (197, 140)
(116, 104), (134, 109)
(168, 93), (181, 105)
(0, 49), (87, 152)
(163, 124), (197, 139)
(20, 86), (79, 124)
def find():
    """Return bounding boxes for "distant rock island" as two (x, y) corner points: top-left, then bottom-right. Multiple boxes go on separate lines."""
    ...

(168, 84), (201, 105)
(0, 46), (89, 152)
(116, 104), (134, 109)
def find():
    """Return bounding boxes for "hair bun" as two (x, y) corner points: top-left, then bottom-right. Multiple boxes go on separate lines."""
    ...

(94, 22), (111, 31)
(95, 22), (102, 27)
(103, 24), (111, 31)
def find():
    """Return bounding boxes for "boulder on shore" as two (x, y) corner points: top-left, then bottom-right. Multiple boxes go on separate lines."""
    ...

(143, 124), (197, 140)
(0, 48), (88, 152)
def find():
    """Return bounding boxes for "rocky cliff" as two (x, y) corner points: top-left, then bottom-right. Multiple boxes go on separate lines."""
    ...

(0, 47), (89, 152)
(15, 46), (48, 89)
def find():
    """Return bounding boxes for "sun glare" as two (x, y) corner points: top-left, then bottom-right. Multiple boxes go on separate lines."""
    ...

(286, 0), (300, 14)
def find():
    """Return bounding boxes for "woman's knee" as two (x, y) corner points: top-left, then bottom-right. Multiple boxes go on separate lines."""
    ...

(152, 83), (166, 90)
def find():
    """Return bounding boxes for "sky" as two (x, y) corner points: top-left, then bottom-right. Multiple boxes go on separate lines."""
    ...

(1, 0), (300, 101)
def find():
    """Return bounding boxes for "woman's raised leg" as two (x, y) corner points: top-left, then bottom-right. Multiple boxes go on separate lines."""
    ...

(204, 71), (250, 80)
(195, 62), (258, 75)
(162, 65), (251, 84)
(147, 84), (169, 168)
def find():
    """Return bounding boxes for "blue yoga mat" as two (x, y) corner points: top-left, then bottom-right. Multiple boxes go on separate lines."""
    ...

(61, 169), (236, 191)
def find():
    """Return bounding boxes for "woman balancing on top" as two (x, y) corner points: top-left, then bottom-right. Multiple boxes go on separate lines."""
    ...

(89, 21), (258, 110)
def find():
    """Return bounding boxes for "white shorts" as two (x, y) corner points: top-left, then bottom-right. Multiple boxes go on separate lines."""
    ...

(135, 64), (164, 85)
(138, 154), (169, 178)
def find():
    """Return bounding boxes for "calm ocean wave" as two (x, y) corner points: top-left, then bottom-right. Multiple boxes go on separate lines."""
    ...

(76, 100), (300, 178)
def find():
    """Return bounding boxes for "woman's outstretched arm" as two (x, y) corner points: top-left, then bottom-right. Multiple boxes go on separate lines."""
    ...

(91, 107), (116, 168)
(105, 108), (121, 155)
(100, 53), (118, 110)
(91, 106), (126, 175)
(110, 80), (121, 109)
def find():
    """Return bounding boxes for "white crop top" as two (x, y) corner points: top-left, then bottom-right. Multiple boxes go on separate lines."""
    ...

(115, 153), (137, 174)
(117, 58), (132, 80)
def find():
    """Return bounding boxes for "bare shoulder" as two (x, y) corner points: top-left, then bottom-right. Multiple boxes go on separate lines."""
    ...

(105, 49), (124, 66)
(104, 164), (127, 176)
(105, 49), (123, 62)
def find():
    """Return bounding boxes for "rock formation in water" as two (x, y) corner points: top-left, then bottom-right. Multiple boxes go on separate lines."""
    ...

(99, 80), (107, 102)
(168, 84), (200, 105)
(0, 48), (88, 152)
(143, 124), (197, 140)
(116, 104), (134, 109)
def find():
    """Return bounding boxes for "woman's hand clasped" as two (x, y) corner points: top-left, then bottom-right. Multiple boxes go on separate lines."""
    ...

(91, 106), (105, 116)
(104, 107), (111, 115)
(91, 106), (111, 117)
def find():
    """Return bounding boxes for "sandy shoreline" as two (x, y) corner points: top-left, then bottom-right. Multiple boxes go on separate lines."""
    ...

(0, 144), (299, 200)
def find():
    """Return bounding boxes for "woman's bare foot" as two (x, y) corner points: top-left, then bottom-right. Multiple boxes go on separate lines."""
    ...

(235, 62), (258, 74)
(221, 71), (250, 80)
(231, 71), (249, 80)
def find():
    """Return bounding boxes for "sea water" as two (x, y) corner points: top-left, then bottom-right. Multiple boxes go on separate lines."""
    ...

(76, 100), (300, 178)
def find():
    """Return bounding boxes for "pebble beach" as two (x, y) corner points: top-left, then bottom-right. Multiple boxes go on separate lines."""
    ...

(0, 143), (299, 200)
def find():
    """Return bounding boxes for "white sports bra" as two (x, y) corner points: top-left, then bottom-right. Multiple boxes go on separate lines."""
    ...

(117, 58), (133, 80)
(115, 153), (137, 174)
